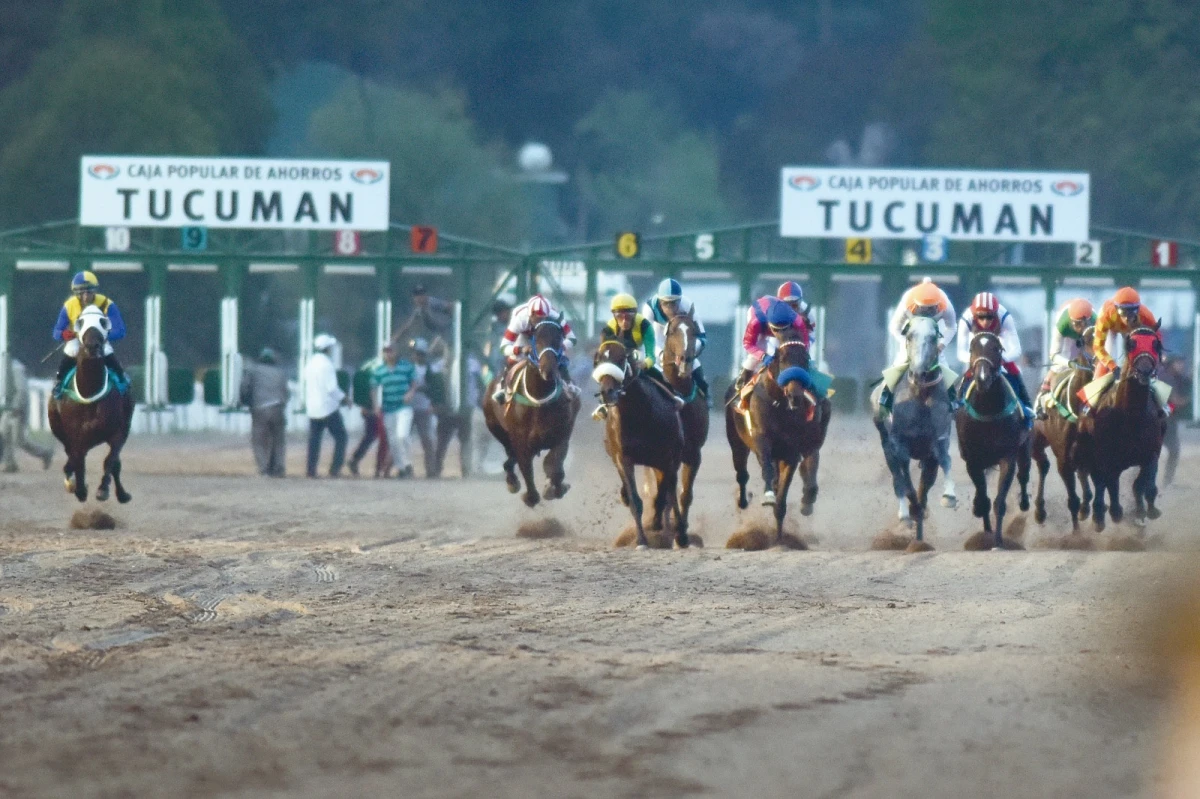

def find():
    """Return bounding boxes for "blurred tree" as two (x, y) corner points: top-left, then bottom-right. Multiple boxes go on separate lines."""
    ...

(894, 0), (1200, 234)
(0, 0), (272, 226)
(303, 79), (528, 244)
(574, 90), (729, 238)
(0, 0), (64, 93)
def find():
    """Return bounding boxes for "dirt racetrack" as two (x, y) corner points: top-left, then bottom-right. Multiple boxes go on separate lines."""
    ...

(0, 414), (1194, 798)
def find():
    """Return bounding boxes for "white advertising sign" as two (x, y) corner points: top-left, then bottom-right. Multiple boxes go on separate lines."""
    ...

(80, 156), (390, 231)
(781, 167), (1089, 243)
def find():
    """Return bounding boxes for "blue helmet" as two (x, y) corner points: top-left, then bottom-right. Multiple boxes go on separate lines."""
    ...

(776, 281), (803, 306)
(656, 278), (683, 301)
(71, 270), (100, 293)
(767, 300), (798, 329)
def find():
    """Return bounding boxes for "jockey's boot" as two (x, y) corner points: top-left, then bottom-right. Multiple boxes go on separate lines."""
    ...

(54, 355), (74, 396)
(735, 368), (753, 391)
(694, 366), (711, 407)
(103, 353), (127, 384)
(1034, 390), (1049, 420)
(875, 386), (894, 422)
(1006, 372), (1035, 428)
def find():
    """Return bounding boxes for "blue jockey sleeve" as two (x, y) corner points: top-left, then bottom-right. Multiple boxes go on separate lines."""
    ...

(105, 302), (126, 341)
(52, 307), (70, 340)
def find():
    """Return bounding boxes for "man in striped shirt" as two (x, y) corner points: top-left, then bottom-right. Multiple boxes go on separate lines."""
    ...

(373, 341), (419, 479)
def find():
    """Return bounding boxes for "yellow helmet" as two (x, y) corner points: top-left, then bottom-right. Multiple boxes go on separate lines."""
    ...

(610, 293), (638, 312)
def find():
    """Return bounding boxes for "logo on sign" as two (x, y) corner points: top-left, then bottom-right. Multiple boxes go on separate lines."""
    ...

(1050, 179), (1084, 196)
(787, 175), (821, 191)
(350, 167), (385, 184)
(87, 163), (120, 180)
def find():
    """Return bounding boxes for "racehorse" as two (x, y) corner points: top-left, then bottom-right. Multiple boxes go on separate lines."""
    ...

(956, 331), (1032, 547)
(1085, 325), (1166, 529)
(661, 313), (708, 537)
(1032, 349), (1095, 531)
(725, 329), (832, 544)
(869, 316), (954, 545)
(47, 306), (134, 503)
(482, 319), (581, 507)
(593, 339), (687, 548)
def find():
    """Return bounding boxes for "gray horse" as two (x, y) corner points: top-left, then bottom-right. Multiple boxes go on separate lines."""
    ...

(870, 316), (957, 545)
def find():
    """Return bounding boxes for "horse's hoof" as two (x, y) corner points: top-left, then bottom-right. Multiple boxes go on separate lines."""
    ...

(636, 544), (649, 551)
(1019, 497), (1030, 512)
(940, 494), (957, 509)
(800, 503), (814, 516)
(1034, 506), (1046, 524)
(675, 535), (690, 549)
(1134, 514), (1147, 528)
(117, 491), (132, 504)
(1147, 506), (1162, 520)
(96, 487), (109, 502)
(75, 490), (88, 503)
(556, 483), (570, 498)
(1094, 520), (1106, 533)
(522, 493), (540, 508)
(736, 492), (748, 510)
(761, 491), (776, 506)
(505, 481), (520, 495)
(1111, 507), (1124, 523)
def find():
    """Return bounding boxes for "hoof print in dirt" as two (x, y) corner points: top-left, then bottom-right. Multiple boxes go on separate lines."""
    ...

(516, 518), (568, 540)
(69, 509), (117, 530)
(964, 531), (1025, 551)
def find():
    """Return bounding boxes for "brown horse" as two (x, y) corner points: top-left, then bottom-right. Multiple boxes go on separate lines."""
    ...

(956, 331), (1031, 547)
(725, 330), (831, 543)
(47, 307), (135, 503)
(1032, 355), (1095, 531)
(482, 319), (581, 507)
(661, 313), (708, 537)
(1085, 325), (1166, 529)
(593, 339), (687, 548)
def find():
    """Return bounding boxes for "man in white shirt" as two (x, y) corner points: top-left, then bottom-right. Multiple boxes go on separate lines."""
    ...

(305, 333), (348, 478)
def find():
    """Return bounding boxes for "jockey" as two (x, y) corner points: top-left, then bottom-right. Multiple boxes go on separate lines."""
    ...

(877, 278), (956, 416)
(737, 294), (810, 390)
(53, 270), (127, 391)
(1093, 286), (1157, 379)
(775, 280), (815, 331)
(737, 300), (808, 411)
(642, 278), (709, 400)
(602, 293), (656, 371)
(1082, 286), (1171, 413)
(956, 292), (1034, 425)
(1035, 298), (1096, 418)
(492, 293), (577, 403)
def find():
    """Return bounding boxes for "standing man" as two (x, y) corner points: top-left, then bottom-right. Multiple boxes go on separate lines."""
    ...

(395, 284), (453, 342)
(372, 340), (418, 479)
(1, 358), (53, 472)
(348, 347), (391, 477)
(1161, 356), (1191, 486)
(239, 348), (289, 477)
(305, 333), (348, 478)
(408, 337), (442, 478)
(435, 348), (483, 478)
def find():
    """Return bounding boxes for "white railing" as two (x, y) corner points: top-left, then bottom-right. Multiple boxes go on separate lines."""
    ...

(26, 378), (367, 435)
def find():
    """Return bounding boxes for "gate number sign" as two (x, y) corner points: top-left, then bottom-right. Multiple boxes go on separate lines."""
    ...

(335, 230), (362, 256)
(1151, 239), (1178, 267)
(181, 226), (208, 251)
(410, 225), (438, 254)
(845, 238), (871, 263)
(616, 232), (640, 259)
(1074, 240), (1101, 266)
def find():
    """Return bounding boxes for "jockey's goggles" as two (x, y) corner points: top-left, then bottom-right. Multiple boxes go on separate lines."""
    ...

(73, 285), (95, 295)
(975, 312), (995, 322)
(768, 323), (791, 332)
(912, 305), (938, 317)
(613, 308), (635, 316)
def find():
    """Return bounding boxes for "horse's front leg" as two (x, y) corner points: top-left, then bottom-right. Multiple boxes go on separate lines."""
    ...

(938, 437), (957, 508)
(774, 459), (798, 544)
(1091, 469), (1109, 532)
(1078, 470), (1094, 523)
(649, 468), (669, 531)
(1016, 439), (1032, 512)
(1133, 460), (1161, 524)
(884, 439), (915, 523)
(542, 435), (570, 500)
(1107, 473), (1124, 524)
(516, 445), (540, 508)
(679, 460), (699, 535)
(993, 456), (1018, 549)
(68, 450), (87, 503)
(1058, 460), (1081, 532)
(619, 456), (648, 549)
(756, 436), (778, 506)
(915, 456), (939, 542)
(1033, 446), (1050, 524)
(967, 461), (991, 534)
(798, 450), (820, 516)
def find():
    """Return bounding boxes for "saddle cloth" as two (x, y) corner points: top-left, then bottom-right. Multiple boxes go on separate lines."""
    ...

(56, 366), (129, 403)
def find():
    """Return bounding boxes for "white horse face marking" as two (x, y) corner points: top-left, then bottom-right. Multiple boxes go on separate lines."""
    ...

(75, 306), (111, 342)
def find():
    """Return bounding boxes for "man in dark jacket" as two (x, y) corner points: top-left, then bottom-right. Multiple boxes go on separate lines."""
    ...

(240, 348), (289, 476)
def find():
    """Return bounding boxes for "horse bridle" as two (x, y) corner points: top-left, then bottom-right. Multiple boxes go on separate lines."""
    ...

(594, 339), (632, 408)
(531, 319), (565, 368)
(1126, 328), (1161, 382)
(664, 318), (696, 371)
(969, 332), (1002, 376)
(906, 322), (943, 388)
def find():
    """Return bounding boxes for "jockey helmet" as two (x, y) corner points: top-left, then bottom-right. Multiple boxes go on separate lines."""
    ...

(907, 280), (944, 316)
(71, 270), (99, 294)
(971, 292), (1000, 326)
(528, 295), (551, 316)
(1113, 286), (1141, 309)
(767, 300), (797, 331)
(776, 281), (804, 307)
(657, 278), (683, 301)
(610, 293), (638, 313)
(1067, 298), (1095, 322)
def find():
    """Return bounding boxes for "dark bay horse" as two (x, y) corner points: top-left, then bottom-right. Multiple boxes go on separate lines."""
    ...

(956, 331), (1031, 547)
(1085, 325), (1166, 529)
(482, 319), (581, 507)
(47, 307), (134, 503)
(1032, 353), (1095, 531)
(870, 316), (954, 545)
(593, 339), (687, 548)
(725, 331), (832, 544)
(662, 313), (708, 537)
